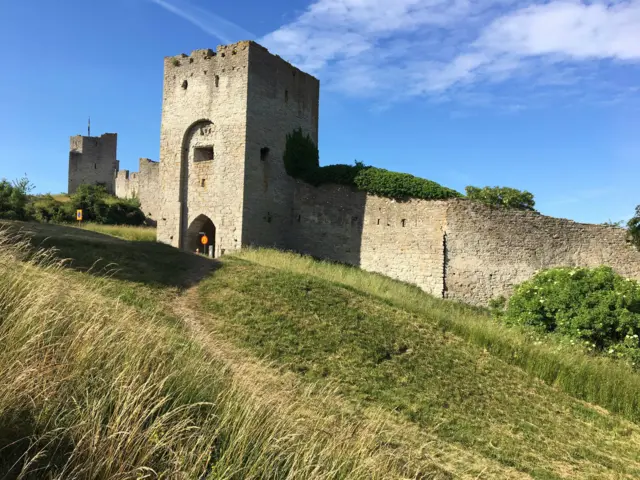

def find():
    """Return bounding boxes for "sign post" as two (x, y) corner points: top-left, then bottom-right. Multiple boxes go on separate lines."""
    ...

(76, 209), (83, 223)
(200, 234), (209, 256)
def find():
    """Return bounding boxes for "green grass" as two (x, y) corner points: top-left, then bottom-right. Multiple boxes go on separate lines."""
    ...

(4, 222), (640, 478)
(77, 222), (157, 242)
(194, 255), (640, 479)
(236, 248), (640, 423)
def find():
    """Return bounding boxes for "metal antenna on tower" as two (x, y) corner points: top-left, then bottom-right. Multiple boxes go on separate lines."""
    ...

(88, 117), (91, 137)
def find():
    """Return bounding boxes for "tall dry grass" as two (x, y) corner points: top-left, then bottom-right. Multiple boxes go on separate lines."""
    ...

(236, 247), (640, 422)
(0, 230), (432, 479)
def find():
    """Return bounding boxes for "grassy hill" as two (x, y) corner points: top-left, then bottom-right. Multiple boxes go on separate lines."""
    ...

(2, 221), (640, 479)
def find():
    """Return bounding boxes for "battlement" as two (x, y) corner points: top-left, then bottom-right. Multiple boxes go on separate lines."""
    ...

(164, 40), (319, 83)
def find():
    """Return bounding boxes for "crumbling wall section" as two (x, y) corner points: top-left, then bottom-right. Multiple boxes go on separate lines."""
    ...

(444, 200), (640, 305)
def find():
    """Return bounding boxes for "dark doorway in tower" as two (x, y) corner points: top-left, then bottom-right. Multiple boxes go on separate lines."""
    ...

(186, 214), (216, 257)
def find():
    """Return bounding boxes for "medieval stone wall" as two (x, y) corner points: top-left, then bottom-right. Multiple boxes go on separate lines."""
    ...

(286, 183), (640, 306)
(289, 182), (447, 298)
(444, 200), (640, 305)
(68, 133), (119, 194)
(115, 158), (160, 226)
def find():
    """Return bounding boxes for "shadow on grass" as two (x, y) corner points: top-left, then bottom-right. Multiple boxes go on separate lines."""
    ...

(5, 221), (220, 289)
(0, 408), (75, 480)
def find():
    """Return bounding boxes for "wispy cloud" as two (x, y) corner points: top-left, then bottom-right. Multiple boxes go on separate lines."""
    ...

(147, 0), (254, 44)
(260, 0), (640, 108)
(147, 0), (640, 108)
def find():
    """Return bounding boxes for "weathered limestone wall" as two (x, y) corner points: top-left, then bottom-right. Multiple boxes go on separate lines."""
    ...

(286, 183), (640, 305)
(157, 43), (251, 255)
(444, 200), (640, 305)
(289, 182), (447, 298)
(115, 170), (139, 199)
(68, 133), (119, 194)
(242, 44), (320, 249)
(115, 158), (160, 226)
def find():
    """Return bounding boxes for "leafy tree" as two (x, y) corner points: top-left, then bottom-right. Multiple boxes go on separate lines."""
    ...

(0, 175), (34, 220)
(465, 186), (536, 211)
(629, 205), (640, 249)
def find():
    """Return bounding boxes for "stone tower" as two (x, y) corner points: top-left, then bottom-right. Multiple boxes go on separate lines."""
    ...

(157, 41), (320, 256)
(68, 133), (119, 194)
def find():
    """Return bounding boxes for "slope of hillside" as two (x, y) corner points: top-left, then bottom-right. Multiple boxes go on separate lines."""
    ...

(3, 221), (640, 479)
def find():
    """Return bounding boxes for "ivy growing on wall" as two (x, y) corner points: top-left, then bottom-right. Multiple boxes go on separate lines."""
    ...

(282, 128), (462, 200)
(283, 128), (319, 181)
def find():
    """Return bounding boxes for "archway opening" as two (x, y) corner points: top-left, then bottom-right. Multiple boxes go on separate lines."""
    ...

(186, 214), (216, 256)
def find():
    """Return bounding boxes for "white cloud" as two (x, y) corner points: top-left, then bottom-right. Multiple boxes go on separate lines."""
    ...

(148, 0), (254, 44)
(477, 1), (640, 60)
(260, 0), (640, 106)
(148, 0), (640, 106)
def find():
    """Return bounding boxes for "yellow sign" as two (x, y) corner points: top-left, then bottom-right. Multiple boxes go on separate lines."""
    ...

(201, 235), (209, 245)
(76, 209), (83, 221)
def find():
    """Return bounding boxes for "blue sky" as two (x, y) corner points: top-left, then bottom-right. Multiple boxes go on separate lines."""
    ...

(0, 0), (638, 224)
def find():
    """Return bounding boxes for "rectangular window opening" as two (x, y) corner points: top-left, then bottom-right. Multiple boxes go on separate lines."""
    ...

(194, 146), (214, 162)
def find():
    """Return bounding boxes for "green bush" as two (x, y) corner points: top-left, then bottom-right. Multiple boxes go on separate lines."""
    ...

(104, 198), (146, 226)
(69, 184), (145, 226)
(0, 176), (33, 220)
(628, 205), (640, 249)
(355, 168), (462, 200)
(501, 267), (640, 360)
(283, 128), (319, 180)
(282, 129), (461, 200)
(29, 195), (74, 223)
(465, 186), (536, 211)
(304, 161), (369, 187)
